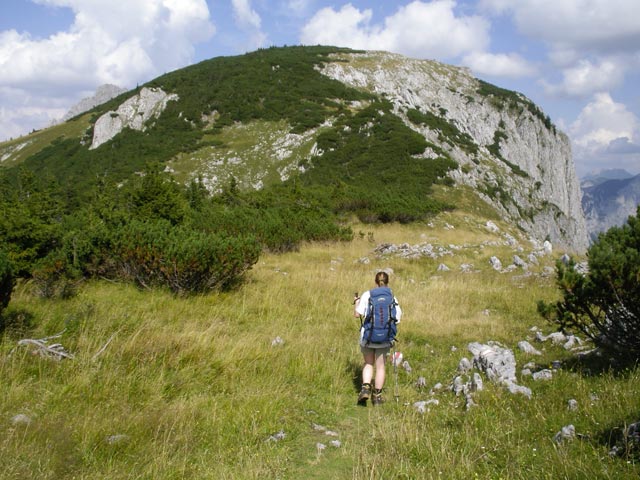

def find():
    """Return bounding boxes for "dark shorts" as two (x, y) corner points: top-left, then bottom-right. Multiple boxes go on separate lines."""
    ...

(360, 342), (392, 355)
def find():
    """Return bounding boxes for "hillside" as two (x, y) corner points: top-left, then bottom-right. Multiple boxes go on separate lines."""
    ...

(0, 46), (587, 253)
(2, 217), (638, 479)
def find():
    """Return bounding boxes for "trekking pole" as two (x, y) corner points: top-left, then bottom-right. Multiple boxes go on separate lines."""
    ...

(393, 345), (400, 403)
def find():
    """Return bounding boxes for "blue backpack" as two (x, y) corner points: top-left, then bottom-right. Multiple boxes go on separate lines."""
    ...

(363, 287), (398, 344)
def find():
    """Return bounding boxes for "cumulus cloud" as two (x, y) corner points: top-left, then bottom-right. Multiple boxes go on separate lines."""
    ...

(479, 0), (640, 98)
(568, 92), (640, 175)
(543, 58), (626, 97)
(462, 51), (536, 78)
(232, 0), (262, 29)
(300, 1), (490, 60)
(480, 0), (640, 53)
(0, 0), (214, 140)
(606, 137), (640, 155)
(230, 0), (268, 52)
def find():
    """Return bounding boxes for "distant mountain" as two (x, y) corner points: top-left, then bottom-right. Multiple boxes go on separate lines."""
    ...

(61, 84), (127, 121)
(582, 173), (640, 241)
(0, 46), (588, 252)
(581, 168), (634, 188)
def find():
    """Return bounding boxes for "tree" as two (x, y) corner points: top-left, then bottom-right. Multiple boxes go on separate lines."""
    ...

(538, 206), (640, 361)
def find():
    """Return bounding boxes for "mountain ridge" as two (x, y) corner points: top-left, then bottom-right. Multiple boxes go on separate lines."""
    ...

(0, 45), (588, 252)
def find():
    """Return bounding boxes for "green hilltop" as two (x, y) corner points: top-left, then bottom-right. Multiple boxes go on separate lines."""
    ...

(1, 46), (639, 478)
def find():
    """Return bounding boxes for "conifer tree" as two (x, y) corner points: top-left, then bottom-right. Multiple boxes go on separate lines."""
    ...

(539, 206), (640, 361)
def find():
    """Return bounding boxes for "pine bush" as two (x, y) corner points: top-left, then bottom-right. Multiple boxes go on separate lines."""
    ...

(111, 220), (260, 294)
(539, 206), (640, 361)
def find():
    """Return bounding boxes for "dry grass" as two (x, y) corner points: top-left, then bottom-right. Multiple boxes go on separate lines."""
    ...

(0, 219), (638, 479)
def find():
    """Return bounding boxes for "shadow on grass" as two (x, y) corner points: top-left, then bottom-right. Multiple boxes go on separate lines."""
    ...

(0, 307), (35, 339)
(594, 413), (640, 461)
(345, 358), (363, 393)
(559, 349), (639, 378)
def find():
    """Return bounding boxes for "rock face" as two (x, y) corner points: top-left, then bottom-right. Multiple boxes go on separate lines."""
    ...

(319, 51), (588, 253)
(62, 84), (127, 121)
(90, 87), (179, 150)
(581, 173), (640, 242)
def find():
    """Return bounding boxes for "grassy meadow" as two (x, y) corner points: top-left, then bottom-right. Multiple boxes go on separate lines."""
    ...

(1, 215), (639, 479)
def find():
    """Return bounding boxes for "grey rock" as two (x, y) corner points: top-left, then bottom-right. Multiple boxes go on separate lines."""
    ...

(518, 340), (542, 355)
(567, 399), (579, 411)
(553, 424), (576, 444)
(11, 414), (31, 426)
(90, 87), (179, 149)
(457, 357), (472, 374)
(321, 51), (588, 252)
(533, 369), (553, 381)
(62, 84), (127, 121)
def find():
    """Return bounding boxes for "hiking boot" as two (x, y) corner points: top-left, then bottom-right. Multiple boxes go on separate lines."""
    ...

(357, 383), (372, 405)
(372, 392), (385, 406)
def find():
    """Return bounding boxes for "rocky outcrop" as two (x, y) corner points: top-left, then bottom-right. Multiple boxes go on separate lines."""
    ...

(90, 87), (178, 150)
(62, 84), (127, 122)
(319, 51), (588, 253)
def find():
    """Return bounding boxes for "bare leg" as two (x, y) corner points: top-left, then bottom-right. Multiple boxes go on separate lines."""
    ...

(362, 349), (375, 385)
(374, 350), (386, 390)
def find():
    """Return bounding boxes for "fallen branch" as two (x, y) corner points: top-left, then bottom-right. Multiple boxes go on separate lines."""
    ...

(92, 332), (118, 361)
(16, 330), (75, 361)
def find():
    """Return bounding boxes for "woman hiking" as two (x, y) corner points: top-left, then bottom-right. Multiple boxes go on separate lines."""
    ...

(353, 271), (402, 406)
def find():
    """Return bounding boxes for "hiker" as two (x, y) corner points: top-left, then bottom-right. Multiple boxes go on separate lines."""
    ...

(353, 271), (402, 406)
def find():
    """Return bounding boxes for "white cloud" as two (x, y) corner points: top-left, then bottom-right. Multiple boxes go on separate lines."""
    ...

(570, 92), (637, 148)
(285, 0), (313, 16)
(568, 92), (640, 175)
(232, 0), (262, 29)
(0, 0), (214, 140)
(480, 1), (640, 101)
(230, 0), (268, 52)
(480, 0), (640, 54)
(300, 1), (489, 60)
(462, 51), (536, 78)
(544, 58), (626, 98)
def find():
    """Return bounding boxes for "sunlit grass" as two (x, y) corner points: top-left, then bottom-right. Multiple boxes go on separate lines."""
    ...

(1, 220), (637, 479)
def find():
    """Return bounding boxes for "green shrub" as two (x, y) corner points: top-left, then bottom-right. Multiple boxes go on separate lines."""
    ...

(538, 206), (640, 361)
(31, 250), (80, 299)
(111, 220), (260, 294)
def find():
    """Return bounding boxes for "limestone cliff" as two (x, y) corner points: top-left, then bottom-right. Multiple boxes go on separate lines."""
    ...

(319, 51), (588, 252)
(90, 87), (178, 150)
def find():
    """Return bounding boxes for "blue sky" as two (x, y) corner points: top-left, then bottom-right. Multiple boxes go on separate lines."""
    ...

(1, 0), (639, 176)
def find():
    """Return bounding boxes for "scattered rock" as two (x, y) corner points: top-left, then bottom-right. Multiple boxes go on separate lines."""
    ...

(471, 373), (483, 392)
(553, 424), (575, 444)
(458, 357), (472, 374)
(485, 221), (500, 233)
(489, 256), (502, 270)
(518, 340), (542, 355)
(106, 434), (130, 445)
(437, 263), (450, 272)
(402, 360), (412, 373)
(271, 336), (285, 347)
(567, 399), (578, 411)
(11, 414), (31, 426)
(413, 399), (439, 413)
(532, 369), (553, 381)
(513, 255), (528, 268)
(468, 342), (531, 398)
(266, 430), (286, 442)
